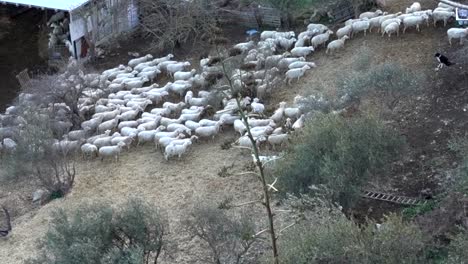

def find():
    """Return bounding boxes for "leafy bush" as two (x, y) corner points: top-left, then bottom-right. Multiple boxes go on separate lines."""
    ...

(2, 105), (76, 197)
(182, 203), (258, 264)
(278, 208), (426, 264)
(275, 113), (404, 208)
(402, 200), (438, 220)
(445, 228), (468, 264)
(27, 199), (169, 264)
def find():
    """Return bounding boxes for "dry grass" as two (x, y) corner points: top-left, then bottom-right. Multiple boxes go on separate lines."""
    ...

(0, 131), (265, 263)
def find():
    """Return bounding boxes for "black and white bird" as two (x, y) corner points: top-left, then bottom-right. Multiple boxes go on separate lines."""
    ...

(435, 53), (454, 70)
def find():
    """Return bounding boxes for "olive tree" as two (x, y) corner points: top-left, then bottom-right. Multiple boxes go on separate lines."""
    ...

(275, 113), (405, 209)
(27, 199), (169, 264)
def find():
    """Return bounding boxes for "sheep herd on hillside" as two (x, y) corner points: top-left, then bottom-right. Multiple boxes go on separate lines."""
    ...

(0, 2), (462, 162)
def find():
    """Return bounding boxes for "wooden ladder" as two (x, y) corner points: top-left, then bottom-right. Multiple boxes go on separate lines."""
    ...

(361, 190), (427, 206)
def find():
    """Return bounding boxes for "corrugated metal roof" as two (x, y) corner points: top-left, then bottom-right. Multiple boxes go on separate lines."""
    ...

(0, 0), (89, 11)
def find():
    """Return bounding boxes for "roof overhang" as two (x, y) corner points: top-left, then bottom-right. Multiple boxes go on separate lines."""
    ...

(0, 0), (89, 11)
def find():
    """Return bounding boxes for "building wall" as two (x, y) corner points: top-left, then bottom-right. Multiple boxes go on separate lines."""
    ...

(69, 0), (139, 57)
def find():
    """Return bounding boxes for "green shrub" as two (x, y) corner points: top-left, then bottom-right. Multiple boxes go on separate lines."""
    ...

(402, 200), (438, 220)
(278, 208), (426, 264)
(182, 203), (257, 264)
(276, 114), (404, 208)
(27, 199), (169, 264)
(445, 228), (468, 264)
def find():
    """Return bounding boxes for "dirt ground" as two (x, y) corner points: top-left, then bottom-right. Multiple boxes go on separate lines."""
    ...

(0, 131), (269, 263)
(1, 0), (468, 261)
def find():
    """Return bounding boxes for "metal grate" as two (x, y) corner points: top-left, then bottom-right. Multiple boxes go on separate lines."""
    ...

(16, 68), (31, 90)
(361, 190), (427, 206)
(332, 1), (355, 23)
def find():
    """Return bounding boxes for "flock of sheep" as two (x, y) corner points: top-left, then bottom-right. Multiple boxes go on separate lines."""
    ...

(0, 1), (461, 162)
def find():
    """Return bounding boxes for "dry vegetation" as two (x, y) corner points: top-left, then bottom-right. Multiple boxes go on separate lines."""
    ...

(1, 0), (468, 263)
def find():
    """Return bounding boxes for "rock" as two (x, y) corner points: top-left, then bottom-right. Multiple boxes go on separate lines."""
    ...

(32, 189), (47, 204)
(128, 51), (140, 58)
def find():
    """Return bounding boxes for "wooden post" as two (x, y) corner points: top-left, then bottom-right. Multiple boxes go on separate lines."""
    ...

(439, 0), (468, 9)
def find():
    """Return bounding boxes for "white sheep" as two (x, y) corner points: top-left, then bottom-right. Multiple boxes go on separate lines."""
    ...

(81, 143), (98, 158)
(111, 136), (133, 149)
(285, 65), (311, 85)
(284, 107), (301, 119)
(166, 123), (192, 135)
(278, 57), (305, 71)
(137, 119), (160, 130)
(157, 134), (186, 149)
(120, 127), (141, 138)
(118, 120), (139, 130)
(160, 117), (183, 127)
(326, 35), (350, 54)
(185, 120), (201, 131)
(311, 30), (333, 48)
(219, 114), (241, 125)
(369, 16), (383, 33)
(138, 127), (166, 145)
(336, 25), (353, 39)
(433, 11), (455, 27)
(233, 41), (256, 53)
(93, 108), (120, 121)
(406, 2), (421, 13)
(157, 60), (178, 71)
(154, 128), (184, 142)
(402, 15), (427, 33)
(383, 22), (401, 38)
(166, 62), (191, 76)
(277, 37), (296, 50)
(352, 19), (371, 36)
(163, 101), (186, 114)
(118, 107), (142, 121)
(195, 121), (222, 140)
(248, 118), (274, 127)
(359, 9), (384, 19)
(249, 126), (274, 138)
(93, 136), (114, 148)
(251, 98), (265, 114)
(98, 117), (119, 133)
(380, 18), (401, 33)
(267, 133), (289, 150)
(164, 141), (191, 160)
(234, 119), (247, 136)
(288, 61), (316, 70)
(174, 69), (196, 81)
(292, 114), (305, 130)
(185, 91), (208, 107)
(237, 135), (266, 149)
(123, 77), (149, 89)
(447, 28), (468, 45)
(290, 46), (315, 57)
(306, 24), (329, 34)
(179, 112), (201, 122)
(99, 142), (126, 162)
(260, 31), (295, 40)
(2, 138), (17, 153)
(137, 69), (160, 82)
(198, 119), (218, 127)
(67, 130), (88, 141)
(168, 81), (191, 96)
(128, 54), (153, 68)
(270, 102), (286, 123)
